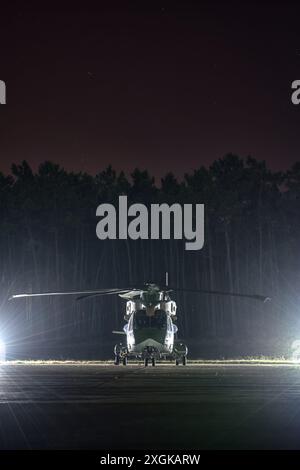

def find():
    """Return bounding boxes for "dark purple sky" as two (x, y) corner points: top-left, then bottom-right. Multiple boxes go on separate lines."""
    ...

(1, 2), (300, 178)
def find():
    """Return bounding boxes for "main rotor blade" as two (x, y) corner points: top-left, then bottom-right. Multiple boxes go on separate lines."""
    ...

(76, 289), (133, 301)
(9, 288), (131, 301)
(170, 287), (270, 303)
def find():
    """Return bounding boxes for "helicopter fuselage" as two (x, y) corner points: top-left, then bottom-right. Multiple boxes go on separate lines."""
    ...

(114, 295), (188, 364)
(125, 310), (175, 355)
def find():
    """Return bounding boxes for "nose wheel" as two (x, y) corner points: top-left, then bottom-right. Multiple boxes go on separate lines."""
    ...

(144, 357), (156, 367)
(175, 356), (187, 366)
(144, 346), (157, 367)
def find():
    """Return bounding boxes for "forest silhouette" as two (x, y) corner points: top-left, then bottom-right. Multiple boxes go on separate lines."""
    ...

(1, 153), (298, 359)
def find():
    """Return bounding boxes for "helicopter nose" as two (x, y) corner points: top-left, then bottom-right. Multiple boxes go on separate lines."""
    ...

(139, 338), (162, 349)
(144, 338), (157, 346)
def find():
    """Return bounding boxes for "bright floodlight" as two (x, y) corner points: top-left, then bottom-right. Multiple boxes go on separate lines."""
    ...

(0, 340), (6, 362)
(291, 340), (300, 363)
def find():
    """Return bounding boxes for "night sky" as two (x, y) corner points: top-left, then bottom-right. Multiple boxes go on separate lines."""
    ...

(1, 1), (300, 178)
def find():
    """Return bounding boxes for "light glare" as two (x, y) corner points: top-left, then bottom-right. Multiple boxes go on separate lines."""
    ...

(0, 340), (6, 362)
(291, 340), (300, 362)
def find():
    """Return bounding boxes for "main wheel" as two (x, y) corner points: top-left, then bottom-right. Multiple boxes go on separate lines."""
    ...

(122, 356), (128, 366)
(114, 355), (120, 365)
(151, 357), (156, 367)
(182, 356), (187, 366)
(144, 358), (149, 367)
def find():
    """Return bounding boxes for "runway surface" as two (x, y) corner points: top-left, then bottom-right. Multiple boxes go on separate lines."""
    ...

(0, 362), (300, 449)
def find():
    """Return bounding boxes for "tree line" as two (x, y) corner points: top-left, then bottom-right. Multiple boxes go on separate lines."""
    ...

(1, 153), (299, 358)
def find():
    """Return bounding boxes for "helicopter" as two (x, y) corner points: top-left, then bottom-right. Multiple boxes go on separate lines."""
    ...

(10, 273), (270, 366)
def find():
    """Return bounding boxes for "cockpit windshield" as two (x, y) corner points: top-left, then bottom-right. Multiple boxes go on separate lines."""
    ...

(134, 310), (167, 330)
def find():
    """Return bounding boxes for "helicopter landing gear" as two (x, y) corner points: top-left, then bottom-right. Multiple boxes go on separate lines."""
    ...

(114, 353), (128, 365)
(114, 343), (128, 366)
(143, 346), (158, 367)
(144, 357), (156, 367)
(175, 356), (187, 366)
(174, 341), (188, 366)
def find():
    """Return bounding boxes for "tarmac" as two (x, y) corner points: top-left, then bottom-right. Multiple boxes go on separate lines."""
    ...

(0, 361), (299, 449)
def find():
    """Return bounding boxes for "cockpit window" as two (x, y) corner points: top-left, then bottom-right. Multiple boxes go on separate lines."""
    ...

(134, 310), (167, 329)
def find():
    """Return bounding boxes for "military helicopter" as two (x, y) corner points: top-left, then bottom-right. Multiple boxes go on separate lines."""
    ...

(10, 273), (270, 366)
